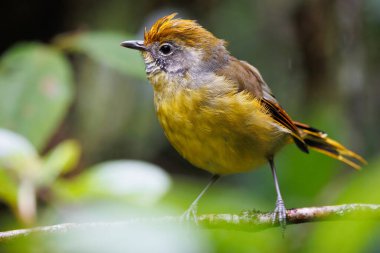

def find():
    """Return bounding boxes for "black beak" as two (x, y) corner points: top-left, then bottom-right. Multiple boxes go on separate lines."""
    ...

(120, 40), (146, 51)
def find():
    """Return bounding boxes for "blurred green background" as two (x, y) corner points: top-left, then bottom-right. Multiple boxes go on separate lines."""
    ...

(0, 0), (379, 252)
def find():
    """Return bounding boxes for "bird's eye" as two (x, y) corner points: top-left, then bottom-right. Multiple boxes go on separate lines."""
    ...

(159, 43), (173, 55)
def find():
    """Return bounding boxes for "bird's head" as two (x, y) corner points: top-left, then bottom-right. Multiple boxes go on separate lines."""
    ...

(121, 13), (229, 79)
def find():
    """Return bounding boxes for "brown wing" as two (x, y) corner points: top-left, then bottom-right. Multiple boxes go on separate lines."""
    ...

(216, 57), (276, 102)
(261, 99), (308, 153)
(216, 57), (309, 153)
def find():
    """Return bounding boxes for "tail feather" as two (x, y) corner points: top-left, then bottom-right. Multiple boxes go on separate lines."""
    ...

(294, 122), (367, 170)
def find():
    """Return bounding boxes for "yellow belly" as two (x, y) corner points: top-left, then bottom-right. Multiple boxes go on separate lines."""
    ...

(154, 86), (290, 175)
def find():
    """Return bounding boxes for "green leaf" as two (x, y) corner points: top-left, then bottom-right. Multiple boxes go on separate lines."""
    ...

(0, 43), (74, 150)
(54, 160), (171, 205)
(39, 140), (81, 186)
(55, 31), (146, 80)
(0, 128), (39, 173)
(0, 169), (18, 209)
(0, 129), (38, 210)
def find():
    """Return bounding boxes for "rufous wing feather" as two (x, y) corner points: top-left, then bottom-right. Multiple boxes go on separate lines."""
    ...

(261, 99), (309, 153)
(294, 122), (367, 170)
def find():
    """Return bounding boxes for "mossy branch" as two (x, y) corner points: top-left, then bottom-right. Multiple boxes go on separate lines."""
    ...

(1, 203), (379, 242)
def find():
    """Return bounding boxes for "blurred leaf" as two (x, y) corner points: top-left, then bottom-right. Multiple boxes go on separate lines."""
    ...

(17, 178), (37, 225)
(0, 128), (39, 173)
(0, 43), (74, 150)
(0, 169), (18, 209)
(0, 129), (39, 220)
(0, 128), (37, 162)
(55, 31), (146, 80)
(54, 160), (171, 205)
(15, 204), (211, 253)
(39, 140), (81, 186)
(49, 221), (211, 253)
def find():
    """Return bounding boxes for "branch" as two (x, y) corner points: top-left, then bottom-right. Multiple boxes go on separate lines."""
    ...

(1, 203), (379, 242)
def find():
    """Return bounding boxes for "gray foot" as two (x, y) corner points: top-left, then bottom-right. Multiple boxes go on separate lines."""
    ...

(180, 204), (198, 225)
(272, 199), (287, 230)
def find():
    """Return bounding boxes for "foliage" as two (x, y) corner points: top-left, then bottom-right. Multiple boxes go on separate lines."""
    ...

(0, 31), (159, 225)
(54, 31), (146, 80)
(0, 44), (73, 150)
(0, 129), (81, 224)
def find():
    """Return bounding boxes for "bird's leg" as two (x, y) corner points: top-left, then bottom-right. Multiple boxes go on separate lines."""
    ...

(181, 174), (220, 224)
(268, 158), (287, 230)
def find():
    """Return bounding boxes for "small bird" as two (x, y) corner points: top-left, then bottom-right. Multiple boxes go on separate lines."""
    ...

(121, 13), (366, 227)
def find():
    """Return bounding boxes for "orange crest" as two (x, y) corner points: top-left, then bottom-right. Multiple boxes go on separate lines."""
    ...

(144, 13), (224, 48)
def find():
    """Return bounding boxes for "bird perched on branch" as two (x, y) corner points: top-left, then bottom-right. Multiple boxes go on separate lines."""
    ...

(121, 13), (366, 228)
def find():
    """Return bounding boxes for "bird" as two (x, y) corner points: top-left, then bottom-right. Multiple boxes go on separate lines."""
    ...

(120, 13), (366, 228)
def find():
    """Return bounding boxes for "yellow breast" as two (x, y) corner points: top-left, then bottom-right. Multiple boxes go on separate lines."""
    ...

(152, 75), (290, 175)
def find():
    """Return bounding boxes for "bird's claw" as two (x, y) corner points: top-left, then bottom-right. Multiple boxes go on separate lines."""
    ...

(271, 199), (287, 230)
(180, 204), (199, 225)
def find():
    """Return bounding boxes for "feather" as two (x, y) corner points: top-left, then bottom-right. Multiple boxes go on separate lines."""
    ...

(216, 57), (309, 153)
(294, 122), (367, 170)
